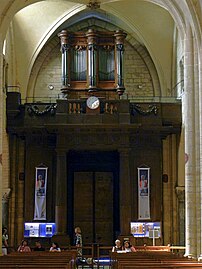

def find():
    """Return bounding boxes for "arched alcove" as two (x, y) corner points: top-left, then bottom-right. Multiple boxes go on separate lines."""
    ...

(27, 13), (160, 100)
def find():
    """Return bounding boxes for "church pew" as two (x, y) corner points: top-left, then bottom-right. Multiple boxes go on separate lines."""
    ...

(0, 257), (71, 268)
(118, 265), (202, 269)
(135, 246), (171, 252)
(117, 262), (202, 268)
(111, 251), (202, 269)
(116, 259), (202, 269)
(0, 250), (77, 269)
(0, 261), (71, 269)
(116, 256), (202, 269)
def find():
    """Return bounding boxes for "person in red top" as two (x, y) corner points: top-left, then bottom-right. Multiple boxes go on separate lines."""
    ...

(17, 239), (31, 252)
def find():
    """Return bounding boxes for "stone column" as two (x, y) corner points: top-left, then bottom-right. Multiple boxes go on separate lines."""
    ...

(55, 150), (67, 234)
(2, 189), (11, 228)
(183, 25), (197, 257)
(0, 52), (4, 255)
(162, 137), (171, 245)
(193, 35), (200, 258)
(199, 35), (202, 261)
(176, 187), (185, 246)
(119, 148), (131, 235)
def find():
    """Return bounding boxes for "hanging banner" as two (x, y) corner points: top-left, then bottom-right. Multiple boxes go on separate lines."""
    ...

(34, 166), (48, 220)
(138, 167), (150, 220)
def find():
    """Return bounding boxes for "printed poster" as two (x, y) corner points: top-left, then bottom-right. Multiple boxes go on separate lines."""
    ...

(138, 167), (150, 220)
(34, 166), (48, 220)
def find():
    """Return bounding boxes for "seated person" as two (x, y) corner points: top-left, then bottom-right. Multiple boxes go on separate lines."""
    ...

(49, 242), (61, 252)
(33, 240), (45, 251)
(122, 241), (136, 252)
(112, 239), (122, 252)
(17, 239), (31, 252)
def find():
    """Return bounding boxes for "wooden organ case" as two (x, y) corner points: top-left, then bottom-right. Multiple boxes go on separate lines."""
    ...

(58, 28), (127, 101)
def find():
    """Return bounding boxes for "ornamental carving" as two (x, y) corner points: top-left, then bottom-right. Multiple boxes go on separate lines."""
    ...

(131, 104), (158, 116)
(87, 1), (100, 9)
(27, 104), (57, 116)
(61, 44), (70, 53)
(176, 186), (185, 201)
(74, 45), (86, 51)
(2, 188), (11, 202)
(102, 45), (114, 51)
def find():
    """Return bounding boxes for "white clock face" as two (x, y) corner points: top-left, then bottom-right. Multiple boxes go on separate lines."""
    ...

(86, 96), (100, 109)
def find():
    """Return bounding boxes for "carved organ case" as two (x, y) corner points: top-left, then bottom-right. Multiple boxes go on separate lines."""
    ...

(58, 29), (127, 99)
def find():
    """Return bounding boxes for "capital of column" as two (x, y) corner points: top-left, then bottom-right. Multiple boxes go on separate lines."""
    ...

(175, 186), (185, 201)
(58, 30), (69, 45)
(2, 188), (11, 202)
(86, 29), (98, 45)
(114, 30), (127, 45)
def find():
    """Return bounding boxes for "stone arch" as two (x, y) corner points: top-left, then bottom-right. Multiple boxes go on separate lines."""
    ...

(27, 38), (60, 101)
(0, 1), (201, 48)
(27, 10), (160, 98)
(1, 1), (201, 98)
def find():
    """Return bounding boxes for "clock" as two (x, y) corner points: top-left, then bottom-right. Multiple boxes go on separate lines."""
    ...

(86, 96), (100, 110)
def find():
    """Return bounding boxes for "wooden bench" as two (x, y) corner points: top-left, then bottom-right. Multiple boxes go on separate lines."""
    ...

(0, 250), (77, 269)
(135, 246), (171, 252)
(111, 251), (202, 269)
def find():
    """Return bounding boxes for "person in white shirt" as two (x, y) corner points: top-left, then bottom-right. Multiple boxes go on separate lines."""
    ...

(2, 227), (9, 255)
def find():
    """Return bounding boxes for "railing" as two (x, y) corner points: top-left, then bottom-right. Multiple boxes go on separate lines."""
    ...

(68, 100), (86, 114)
(122, 95), (181, 103)
(7, 93), (182, 127)
(24, 100), (123, 116)
(20, 95), (182, 105)
(66, 100), (119, 114)
(169, 246), (186, 254)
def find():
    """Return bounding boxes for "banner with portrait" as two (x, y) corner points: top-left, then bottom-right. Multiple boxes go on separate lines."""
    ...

(34, 166), (48, 220)
(138, 167), (150, 220)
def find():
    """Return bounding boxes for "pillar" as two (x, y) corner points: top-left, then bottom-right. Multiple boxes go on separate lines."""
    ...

(114, 30), (127, 96)
(86, 29), (98, 91)
(183, 25), (197, 257)
(162, 135), (179, 245)
(199, 44), (202, 259)
(119, 148), (131, 235)
(2, 189), (11, 228)
(176, 187), (185, 246)
(193, 33), (200, 258)
(58, 30), (70, 90)
(55, 150), (67, 234)
(0, 52), (4, 255)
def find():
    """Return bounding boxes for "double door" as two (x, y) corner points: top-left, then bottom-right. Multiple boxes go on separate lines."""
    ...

(74, 171), (114, 245)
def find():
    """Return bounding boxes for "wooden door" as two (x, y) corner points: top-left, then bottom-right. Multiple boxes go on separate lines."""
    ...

(74, 171), (113, 245)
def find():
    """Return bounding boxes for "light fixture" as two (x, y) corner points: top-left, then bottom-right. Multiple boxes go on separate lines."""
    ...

(48, 84), (54, 90)
(137, 84), (143, 89)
